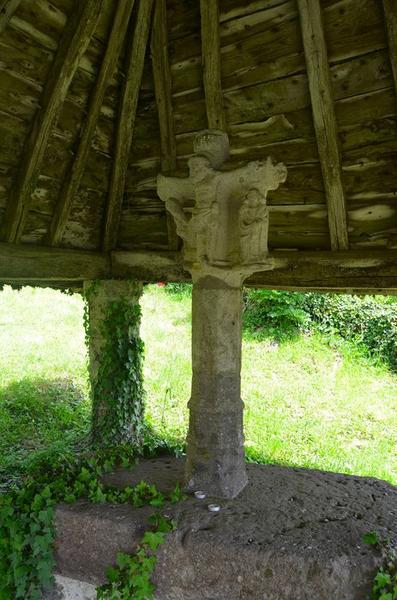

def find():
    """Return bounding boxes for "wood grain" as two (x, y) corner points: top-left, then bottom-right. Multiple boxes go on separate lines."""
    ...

(150, 0), (179, 251)
(200, 0), (226, 130)
(2, 0), (102, 243)
(0, 0), (22, 34)
(383, 0), (397, 96)
(49, 0), (135, 247)
(102, 0), (155, 252)
(298, 0), (349, 251)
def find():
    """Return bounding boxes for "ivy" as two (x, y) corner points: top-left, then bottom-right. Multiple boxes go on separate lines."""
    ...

(84, 282), (145, 448)
(0, 448), (181, 600)
(364, 531), (397, 599)
(97, 513), (176, 600)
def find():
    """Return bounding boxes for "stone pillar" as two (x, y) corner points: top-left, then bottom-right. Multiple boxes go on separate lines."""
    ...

(83, 280), (144, 448)
(157, 130), (287, 497)
(187, 272), (246, 497)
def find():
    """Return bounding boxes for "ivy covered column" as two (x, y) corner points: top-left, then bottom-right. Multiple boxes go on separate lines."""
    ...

(83, 280), (145, 448)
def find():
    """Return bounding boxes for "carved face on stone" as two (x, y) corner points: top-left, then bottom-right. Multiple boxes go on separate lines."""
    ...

(188, 156), (213, 183)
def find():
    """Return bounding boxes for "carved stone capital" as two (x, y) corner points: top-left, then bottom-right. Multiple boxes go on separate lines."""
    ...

(157, 130), (287, 282)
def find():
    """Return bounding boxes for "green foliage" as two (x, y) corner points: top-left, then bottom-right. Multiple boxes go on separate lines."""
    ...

(302, 294), (397, 373)
(163, 283), (192, 299)
(97, 513), (175, 600)
(0, 448), (179, 599)
(84, 284), (145, 448)
(242, 289), (397, 373)
(243, 289), (310, 341)
(364, 532), (397, 599)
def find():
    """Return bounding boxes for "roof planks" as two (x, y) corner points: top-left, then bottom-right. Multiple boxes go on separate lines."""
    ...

(151, 0), (179, 251)
(48, 0), (136, 247)
(102, 0), (155, 252)
(0, 0), (22, 34)
(200, 0), (226, 130)
(383, 0), (397, 97)
(298, 0), (349, 251)
(2, 0), (103, 244)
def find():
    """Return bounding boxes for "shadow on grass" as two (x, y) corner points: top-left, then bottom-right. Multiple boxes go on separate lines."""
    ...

(0, 377), (90, 487)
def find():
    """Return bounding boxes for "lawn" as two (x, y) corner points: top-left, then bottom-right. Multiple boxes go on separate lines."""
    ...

(0, 284), (396, 487)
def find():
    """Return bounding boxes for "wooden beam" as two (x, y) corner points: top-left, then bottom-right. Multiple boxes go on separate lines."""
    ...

(102, 0), (155, 252)
(1, 243), (396, 292)
(297, 0), (349, 251)
(111, 249), (397, 293)
(2, 0), (102, 244)
(0, 0), (22, 34)
(150, 0), (179, 251)
(0, 242), (110, 282)
(200, 0), (226, 130)
(49, 0), (136, 247)
(383, 0), (397, 96)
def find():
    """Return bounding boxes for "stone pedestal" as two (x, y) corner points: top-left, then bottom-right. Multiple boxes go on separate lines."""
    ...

(157, 129), (287, 497)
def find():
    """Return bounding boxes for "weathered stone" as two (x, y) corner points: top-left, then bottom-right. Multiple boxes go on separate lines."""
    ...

(43, 575), (96, 600)
(50, 458), (397, 599)
(53, 501), (153, 584)
(157, 130), (287, 497)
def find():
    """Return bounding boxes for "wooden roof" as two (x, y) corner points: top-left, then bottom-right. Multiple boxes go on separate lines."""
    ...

(0, 0), (396, 291)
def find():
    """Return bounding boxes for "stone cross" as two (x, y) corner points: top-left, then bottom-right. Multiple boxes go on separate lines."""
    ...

(157, 130), (287, 498)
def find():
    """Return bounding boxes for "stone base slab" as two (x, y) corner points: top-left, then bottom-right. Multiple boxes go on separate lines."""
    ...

(49, 458), (397, 599)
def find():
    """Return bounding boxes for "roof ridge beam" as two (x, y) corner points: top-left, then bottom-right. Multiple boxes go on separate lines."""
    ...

(150, 0), (179, 251)
(200, 0), (226, 130)
(102, 0), (155, 252)
(48, 0), (136, 247)
(2, 0), (103, 244)
(383, 0), (397, 97)
(298, 0), (349, 251)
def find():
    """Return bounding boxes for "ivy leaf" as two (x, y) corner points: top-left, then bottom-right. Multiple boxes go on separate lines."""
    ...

(375, 570), (392, 589)
(363, 531), (379, 547)
(142, 531), (164, 551)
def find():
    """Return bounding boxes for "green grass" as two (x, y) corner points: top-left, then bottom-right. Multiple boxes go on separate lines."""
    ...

(0, 284), (396, 487)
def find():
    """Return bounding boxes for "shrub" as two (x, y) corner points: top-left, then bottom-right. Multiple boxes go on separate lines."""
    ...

(243, 289), (310, 341)
(242, 289), (397, 372)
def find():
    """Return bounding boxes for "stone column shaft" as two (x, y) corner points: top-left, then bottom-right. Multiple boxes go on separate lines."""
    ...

(185, 274), (247, 498)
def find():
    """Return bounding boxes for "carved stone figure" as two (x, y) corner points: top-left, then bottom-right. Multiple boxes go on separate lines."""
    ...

(239, 189), (269, 264)
(157, 130), (287, 275)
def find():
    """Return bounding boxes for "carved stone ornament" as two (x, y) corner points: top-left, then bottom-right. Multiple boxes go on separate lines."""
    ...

(157, 130), (287, 282)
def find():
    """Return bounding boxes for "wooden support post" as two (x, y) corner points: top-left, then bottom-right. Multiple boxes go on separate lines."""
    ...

(298, 0), (349, 251)
(49, 0), (136, 247)
(0, 0), (22, 34)
(2, 0), (102, 243)
(383, 0), (397, 96)
(200, 0), (226, 130)
(102, 0), (155, 252)
(151, 0), (179, 251)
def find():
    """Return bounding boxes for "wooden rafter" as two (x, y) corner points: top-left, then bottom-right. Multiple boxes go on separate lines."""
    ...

(49, 0), (136, 247)
(2, 0), (102, 244)
(200, 0), (226, 130)
(0, 0), (21, 33)
(298, 0), (349, 251)
(383, 0), (397, 96)
(102, 0), (155, 252)
(150, 0), (179, 251)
